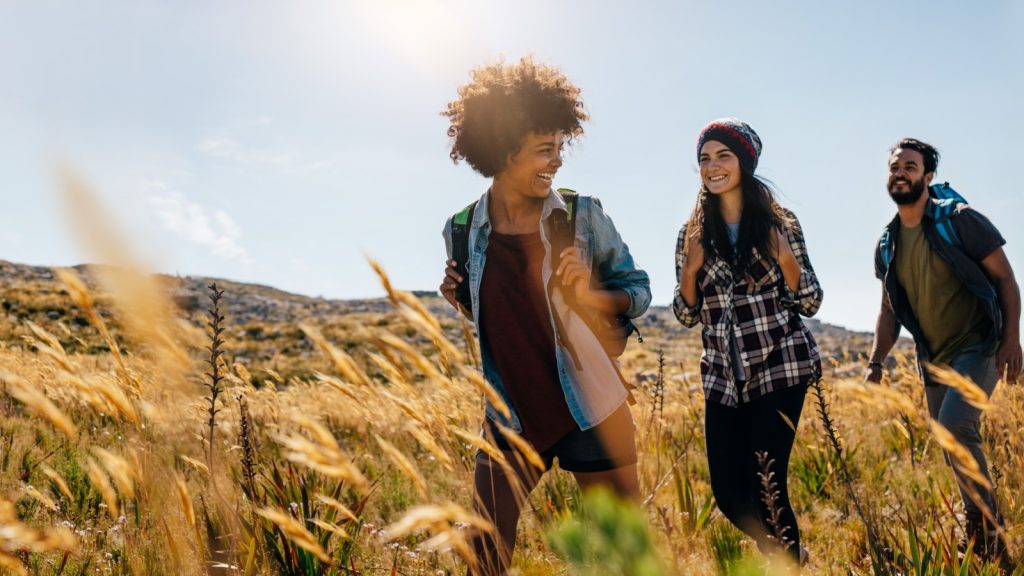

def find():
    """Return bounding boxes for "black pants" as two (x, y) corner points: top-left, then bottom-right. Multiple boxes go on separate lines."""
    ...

(705, 383), (807, 562)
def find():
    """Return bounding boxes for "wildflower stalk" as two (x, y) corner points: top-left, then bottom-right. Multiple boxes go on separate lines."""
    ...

(652, 349), (666, 483)
(756, 451), (792, 553)
(238, 395), (257, 501)
(204, 283), (226, 477)
(810, 377), (890, 573)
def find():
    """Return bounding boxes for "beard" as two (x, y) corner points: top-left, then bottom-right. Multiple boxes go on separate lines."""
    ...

(888, 176), (926, 205)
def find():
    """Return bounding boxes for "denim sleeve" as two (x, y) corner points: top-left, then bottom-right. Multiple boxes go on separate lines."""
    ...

(672, 223), (701, 327)
(780, 211), (823, 317)
(586, 197), (651, 318)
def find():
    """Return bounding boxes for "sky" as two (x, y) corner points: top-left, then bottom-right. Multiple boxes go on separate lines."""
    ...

(1, 1), (1022, 332)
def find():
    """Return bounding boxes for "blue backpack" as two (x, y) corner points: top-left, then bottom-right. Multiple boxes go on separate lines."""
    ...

(879, 182), (967, 270)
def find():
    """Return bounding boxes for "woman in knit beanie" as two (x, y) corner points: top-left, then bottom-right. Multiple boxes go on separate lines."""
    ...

(673, 118), (824, 567)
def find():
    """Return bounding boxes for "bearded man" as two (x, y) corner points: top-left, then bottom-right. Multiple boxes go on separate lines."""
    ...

(865, 138), (1020, 562)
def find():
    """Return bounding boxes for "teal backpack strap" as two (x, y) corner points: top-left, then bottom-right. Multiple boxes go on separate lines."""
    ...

(927, 204), (963, 251)
(929, 181), (967, 203)
(880, 229), (894, 270)
(927, 182), (965, 248)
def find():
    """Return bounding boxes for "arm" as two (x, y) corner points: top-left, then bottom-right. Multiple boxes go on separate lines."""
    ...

(557, 261), (632, 315)
(980, 247), (1021, 383)
(440, 218), (473, 320)
(672, 223), (703, 327)
(953, 207), (1019, 383)
(777, 214), (823, 317)
(865, 286), (900, 383)
(439, 260), (473, 321)
(581, 197), (652, 318)
(773, 229), (801, 293)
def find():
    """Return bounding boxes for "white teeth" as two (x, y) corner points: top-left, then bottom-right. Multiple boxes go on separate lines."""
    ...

(538, 173), (553, 181)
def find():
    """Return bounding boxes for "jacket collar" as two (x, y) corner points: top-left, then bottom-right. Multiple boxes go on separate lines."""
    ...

(471, 188), (568, 230)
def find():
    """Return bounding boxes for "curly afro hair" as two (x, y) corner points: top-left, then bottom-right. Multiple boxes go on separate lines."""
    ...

(442, 57), (588, 178)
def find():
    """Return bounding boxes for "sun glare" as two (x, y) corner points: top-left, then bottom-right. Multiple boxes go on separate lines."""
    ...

(351, 0), (462, 71)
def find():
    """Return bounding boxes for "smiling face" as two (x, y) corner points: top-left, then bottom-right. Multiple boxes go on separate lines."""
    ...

(497, 131), (564, 198)
(887, 148), (932, 205)
(699, 140), (742, 196)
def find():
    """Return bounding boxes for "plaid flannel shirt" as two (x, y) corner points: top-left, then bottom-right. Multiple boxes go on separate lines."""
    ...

(672, 211), (823, 407)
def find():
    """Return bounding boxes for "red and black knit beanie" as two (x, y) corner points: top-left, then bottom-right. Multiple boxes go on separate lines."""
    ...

(696, 118), (762, 174)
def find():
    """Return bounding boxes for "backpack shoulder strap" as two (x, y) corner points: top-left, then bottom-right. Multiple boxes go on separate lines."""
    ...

(450, 201), (477, 310)
(929, 181), (967, 203)
(556, 188), (579, 237)
(548, 188), (579, 255)
(926, 184), (965, 249)
(879, 227), (894, 271)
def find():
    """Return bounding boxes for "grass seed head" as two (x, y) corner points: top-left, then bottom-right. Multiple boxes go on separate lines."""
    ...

(374, 434), (429, 500)
(0, 371), (78, 441)
(924, 363), (993, 410)
(255, 507), (331, 562)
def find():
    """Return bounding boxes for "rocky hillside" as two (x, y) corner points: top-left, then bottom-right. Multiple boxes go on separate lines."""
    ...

(0, 259), (886, 381)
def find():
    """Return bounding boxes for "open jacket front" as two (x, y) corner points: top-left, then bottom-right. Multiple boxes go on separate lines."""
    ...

(873, 199), (1005, 366)
(443, 189), (651, 432)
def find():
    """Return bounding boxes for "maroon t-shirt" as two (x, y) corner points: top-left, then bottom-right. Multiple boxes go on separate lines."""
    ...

(479, 230), (578, 452)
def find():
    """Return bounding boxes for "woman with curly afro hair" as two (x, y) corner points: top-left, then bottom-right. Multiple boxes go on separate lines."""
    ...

(439, 57), (651, 575)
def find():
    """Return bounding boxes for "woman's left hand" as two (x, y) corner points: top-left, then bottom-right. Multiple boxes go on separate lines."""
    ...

(557, 247), (595, 305)
(772, 227), (802, 293)
(771, 228), (796, 265)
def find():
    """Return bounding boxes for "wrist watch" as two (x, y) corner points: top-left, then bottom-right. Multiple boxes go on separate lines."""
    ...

(867, 361), (883, 370)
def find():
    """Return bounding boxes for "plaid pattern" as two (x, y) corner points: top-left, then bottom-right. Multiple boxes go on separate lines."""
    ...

(672, 211), (823, 406)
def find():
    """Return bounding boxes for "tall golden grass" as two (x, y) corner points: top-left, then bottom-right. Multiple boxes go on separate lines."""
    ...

(0, 170), (1019, 574)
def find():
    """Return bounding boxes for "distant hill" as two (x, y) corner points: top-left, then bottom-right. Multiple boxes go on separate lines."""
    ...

(1, 259), (873, 343)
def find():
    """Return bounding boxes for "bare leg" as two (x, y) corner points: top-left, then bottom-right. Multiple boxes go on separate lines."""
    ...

(467, 450), (542, 576)
(571, 463), (641, 501)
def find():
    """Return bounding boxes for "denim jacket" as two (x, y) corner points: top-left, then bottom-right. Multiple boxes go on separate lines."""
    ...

(443, 189), (651, 431)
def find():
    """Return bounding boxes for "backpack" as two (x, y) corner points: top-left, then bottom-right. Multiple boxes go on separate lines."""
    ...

(450, 188), (642, 357)
(879, 182), (966, 271)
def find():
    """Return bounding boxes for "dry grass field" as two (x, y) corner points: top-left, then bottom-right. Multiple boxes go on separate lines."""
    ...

(0, 250), (1021, 576)
(0, 166), (1018, 576)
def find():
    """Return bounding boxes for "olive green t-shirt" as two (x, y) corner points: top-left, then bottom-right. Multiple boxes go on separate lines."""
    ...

(894, 223), (989, 365)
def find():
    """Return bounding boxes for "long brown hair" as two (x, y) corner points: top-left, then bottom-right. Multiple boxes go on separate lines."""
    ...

(684, 171), (796, 274)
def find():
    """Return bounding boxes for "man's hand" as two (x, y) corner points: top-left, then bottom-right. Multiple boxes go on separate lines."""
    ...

(995, 334), (1022, 384)
(439, 259), (464, 311)
(557, 247), (595, 306)
(864, 363), (883, 384)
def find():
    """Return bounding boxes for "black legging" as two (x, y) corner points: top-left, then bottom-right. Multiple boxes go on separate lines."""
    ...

(705, 383), (807, 563)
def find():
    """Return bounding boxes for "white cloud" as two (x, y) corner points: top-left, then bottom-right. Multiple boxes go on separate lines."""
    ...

(196, 136), (295, 167)
(196, 133), (339, 175)
(148, 183), (252, 263)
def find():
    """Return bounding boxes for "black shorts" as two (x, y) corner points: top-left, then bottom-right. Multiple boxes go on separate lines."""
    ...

(484, 403), (637, 473)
